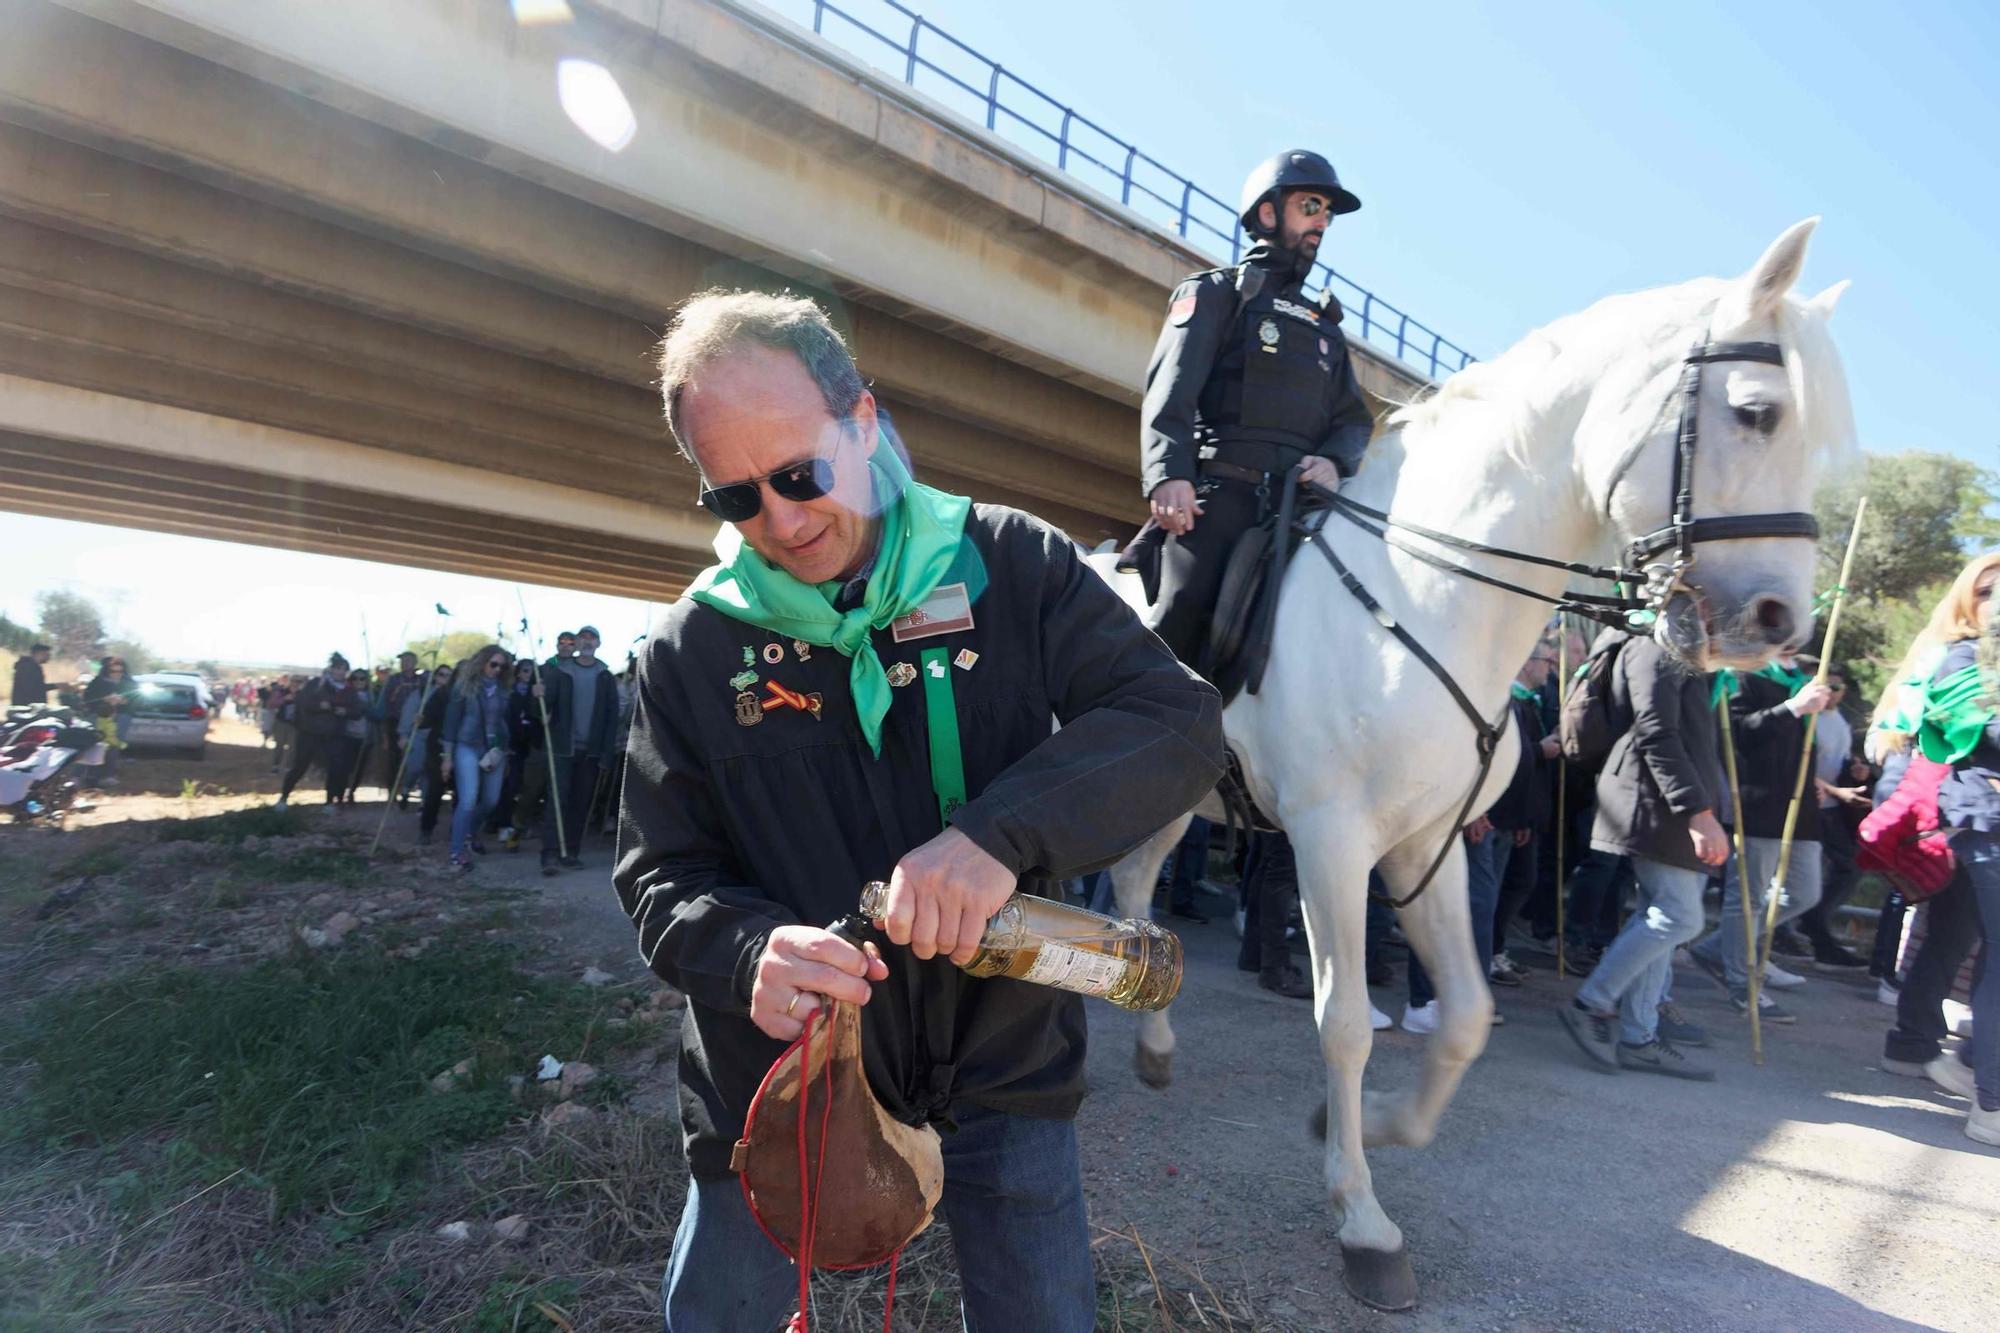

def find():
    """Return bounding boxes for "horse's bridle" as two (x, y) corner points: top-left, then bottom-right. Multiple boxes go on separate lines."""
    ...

(1612, 334), (1821, 615)
(1295, 330), (1821, 907)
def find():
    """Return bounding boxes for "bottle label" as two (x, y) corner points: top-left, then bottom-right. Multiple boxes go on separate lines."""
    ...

(1018, 942), (1125, 996)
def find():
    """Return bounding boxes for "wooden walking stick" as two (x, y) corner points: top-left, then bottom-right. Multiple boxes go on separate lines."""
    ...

(1714, 692), (1760, 1060)
(1555, 620), (1569, 981)
(516, 593), (568, 861)
(1756, 497), (1868, 1042)
(369, 604), (450, 857)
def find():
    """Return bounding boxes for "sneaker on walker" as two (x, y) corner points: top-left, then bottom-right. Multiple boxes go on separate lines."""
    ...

(1761, 960), (1807, 990)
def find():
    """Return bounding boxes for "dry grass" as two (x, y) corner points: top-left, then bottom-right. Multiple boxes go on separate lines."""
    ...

(0, 1110), (1298, 1332)
(0, 805), (1300, 1331)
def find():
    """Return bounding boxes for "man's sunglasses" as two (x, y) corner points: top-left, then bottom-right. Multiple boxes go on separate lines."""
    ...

(697, 439), (846, 523)
(1294, 195), (1333, 218)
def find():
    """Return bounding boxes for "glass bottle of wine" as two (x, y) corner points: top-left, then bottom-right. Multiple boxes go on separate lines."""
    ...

(855, 882), (1182, 1011)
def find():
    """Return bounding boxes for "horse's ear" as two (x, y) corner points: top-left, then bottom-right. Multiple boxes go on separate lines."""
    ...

(1717, 217), (1818, 329)
(1804, 278), (1851, 320)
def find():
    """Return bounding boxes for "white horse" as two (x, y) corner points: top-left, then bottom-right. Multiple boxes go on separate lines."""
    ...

(1093, 219), (1856, 1310)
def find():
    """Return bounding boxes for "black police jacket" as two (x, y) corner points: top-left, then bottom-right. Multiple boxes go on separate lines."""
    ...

(615, 505), (1225, 1178)
(1139, 242), (1376, 498)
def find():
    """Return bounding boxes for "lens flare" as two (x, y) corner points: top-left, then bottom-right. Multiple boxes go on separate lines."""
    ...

(510, 0), (574, 25)
(556, 58), (636, 153)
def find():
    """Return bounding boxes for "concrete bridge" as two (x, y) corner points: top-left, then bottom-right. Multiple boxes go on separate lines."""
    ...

(0, 0), (1435, 598)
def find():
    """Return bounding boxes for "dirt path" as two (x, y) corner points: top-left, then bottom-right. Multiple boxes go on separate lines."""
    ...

(25, 723), (1998, 1330)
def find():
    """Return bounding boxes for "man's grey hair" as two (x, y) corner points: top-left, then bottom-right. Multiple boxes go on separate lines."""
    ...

(655, 289), (865, 460)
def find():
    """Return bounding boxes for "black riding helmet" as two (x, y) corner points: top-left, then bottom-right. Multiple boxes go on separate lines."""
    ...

(1237, 149), (1361, 237)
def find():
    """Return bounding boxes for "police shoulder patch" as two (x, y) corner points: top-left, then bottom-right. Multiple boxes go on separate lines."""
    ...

(1168, 281), (1201, 326)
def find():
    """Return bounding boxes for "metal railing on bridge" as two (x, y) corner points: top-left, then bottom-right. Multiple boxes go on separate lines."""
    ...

(770, 0), (1479, 379)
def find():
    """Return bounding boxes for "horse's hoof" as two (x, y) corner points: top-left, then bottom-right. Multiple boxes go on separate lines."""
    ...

(1341, 1241), (1418, 1312)
(1134, 1046), (1173, 1089)
(1308, 1102), (1327, 1141)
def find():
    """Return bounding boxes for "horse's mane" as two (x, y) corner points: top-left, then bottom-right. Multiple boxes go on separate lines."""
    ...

(1370, 277), (1856, 477)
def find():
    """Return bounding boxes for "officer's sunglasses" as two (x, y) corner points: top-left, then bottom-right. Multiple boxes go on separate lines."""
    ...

(1292, 195), (1333, 218)
(697, 428), (853, 523)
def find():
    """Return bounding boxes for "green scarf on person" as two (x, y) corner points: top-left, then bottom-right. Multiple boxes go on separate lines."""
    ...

(685, 438), (970, 756)
(1509, 682), (1537, 703)
(1916, 663), (1993, 764)
(1710, 659), (1814, 708)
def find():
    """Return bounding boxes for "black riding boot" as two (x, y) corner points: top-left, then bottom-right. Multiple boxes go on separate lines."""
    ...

(1143, 479), (1260, 665)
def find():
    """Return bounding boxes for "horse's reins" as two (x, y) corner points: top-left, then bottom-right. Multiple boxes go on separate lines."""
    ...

(1298, 331), (1817, 907)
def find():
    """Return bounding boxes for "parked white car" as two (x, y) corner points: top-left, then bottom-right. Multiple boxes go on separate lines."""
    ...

(125, 673), (213, 758)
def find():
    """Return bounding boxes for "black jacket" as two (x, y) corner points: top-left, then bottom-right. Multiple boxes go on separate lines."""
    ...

(540, 657), (620, 761)
(1723, 668), (1821, 843)
(615, 506), (1225, 1177)
(11, 656), (52, 708)
(1590, 637), (1721, 872)
(1139, 243), (1375, 498)
(291, 675), (364, 739)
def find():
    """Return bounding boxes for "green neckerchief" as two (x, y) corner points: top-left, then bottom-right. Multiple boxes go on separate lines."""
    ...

(1917, 663), (1993, 764)
(684, 437), (970, 756)
(1711, 659), (1811, 709)
(1757, 660), (1812, 696)
(1509, 682), (1537, 703)
(1872, 643), (1949, 740)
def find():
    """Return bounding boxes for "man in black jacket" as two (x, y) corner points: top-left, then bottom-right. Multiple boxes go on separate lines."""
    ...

(620, 289), (1223, 1331)
(1132, 149), (1377, 667)
(10, 643), (63, 708)
(1558, 636), (1728, 1079)
(1687, 658), (1833, 1022)
(274, 654), (365, 810)
(541, 625), (619, 874)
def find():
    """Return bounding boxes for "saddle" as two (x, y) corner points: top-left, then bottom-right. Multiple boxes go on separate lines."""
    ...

(731, 993), (944, 1272)
(1206, 470), (1321, 704)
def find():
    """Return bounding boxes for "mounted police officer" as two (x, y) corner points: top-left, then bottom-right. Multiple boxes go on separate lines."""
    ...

(1135, 149), (1378, 667)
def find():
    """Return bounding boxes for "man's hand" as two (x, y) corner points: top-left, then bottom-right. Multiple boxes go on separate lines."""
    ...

(1513, 827), (1532, 848)
(1688, 809), (1730, 866)
(750, 925), (889, 1041)
(879, 826), (1016, 965)
(1786, 681), (1835, 717)
(1465, 815), (1492, 845)
(1816, 777), (1871, 808)
(1296, 456), (1341, 491)
(1149, 480), (1203, 536)
(531, 682), (545, 700)
(1538, 733), (1563, 760)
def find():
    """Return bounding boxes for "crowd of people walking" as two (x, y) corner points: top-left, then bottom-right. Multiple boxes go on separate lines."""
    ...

(261, 628), (639, 876)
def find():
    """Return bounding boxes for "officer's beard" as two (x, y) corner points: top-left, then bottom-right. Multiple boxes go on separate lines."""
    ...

(1281, 226), (1324, 279)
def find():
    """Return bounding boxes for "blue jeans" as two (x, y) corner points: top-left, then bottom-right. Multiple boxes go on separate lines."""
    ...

(1577, 856), (1707, 1045)
(449, 743), (503, 858)
(1410, 832), (1508, 1007)
(1960, 839), (2000, 1112)
(662, 1104), (1094, 1332)
(1689, 835), (1823, 990)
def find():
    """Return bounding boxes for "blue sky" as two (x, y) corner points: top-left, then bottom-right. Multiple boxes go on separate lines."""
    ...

(776, 0), (1997, 465)
(3, 0), (1994, 663)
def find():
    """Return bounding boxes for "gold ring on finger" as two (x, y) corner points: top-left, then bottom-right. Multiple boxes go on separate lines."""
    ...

(785, 993), (803, 1016)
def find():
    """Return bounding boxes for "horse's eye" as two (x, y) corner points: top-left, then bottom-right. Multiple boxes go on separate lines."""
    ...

(1732, 400), (1781, 434)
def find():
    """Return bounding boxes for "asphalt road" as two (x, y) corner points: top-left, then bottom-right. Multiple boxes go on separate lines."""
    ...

(1078, 899), (1997, 1332)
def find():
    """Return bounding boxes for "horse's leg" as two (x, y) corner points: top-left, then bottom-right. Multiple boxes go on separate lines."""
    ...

(1286, 805), (1418, 1312)
(1366, 830), (1492, 1153)
(1109, 812), (1191, 1089)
